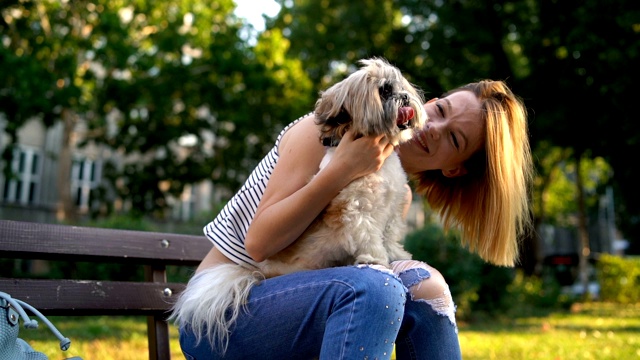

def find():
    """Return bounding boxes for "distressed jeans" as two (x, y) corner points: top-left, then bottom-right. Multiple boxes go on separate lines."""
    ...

(178, 265), (462, 360)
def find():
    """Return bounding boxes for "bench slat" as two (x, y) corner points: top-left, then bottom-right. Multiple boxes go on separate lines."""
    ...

(0, 220), (206, 359)
(0, 220), (211, 265)
(0, 278), (186, 316)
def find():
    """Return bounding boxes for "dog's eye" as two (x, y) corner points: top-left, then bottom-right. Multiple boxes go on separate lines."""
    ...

(379, 83), (394, 101)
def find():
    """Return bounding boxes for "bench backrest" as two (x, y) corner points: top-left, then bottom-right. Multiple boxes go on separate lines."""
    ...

(0, 219), (212, 360)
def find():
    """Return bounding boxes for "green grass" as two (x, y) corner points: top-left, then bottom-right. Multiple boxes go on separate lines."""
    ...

(14, 302), (640, 359)
(458, 302), (640, 360)
(13, 316), (182, 360)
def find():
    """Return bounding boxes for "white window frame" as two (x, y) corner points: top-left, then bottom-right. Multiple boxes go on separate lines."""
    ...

(71, 158), (101, 212)
(171, 184), (196, 221)
(2, 146), (42, 205)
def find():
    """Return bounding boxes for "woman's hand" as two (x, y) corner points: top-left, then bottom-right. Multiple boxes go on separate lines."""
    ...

(329, 129), (395, 182)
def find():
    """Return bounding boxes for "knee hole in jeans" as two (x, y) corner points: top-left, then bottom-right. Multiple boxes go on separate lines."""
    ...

(392, 260), (457, 324)
(410, 268), (449, 301)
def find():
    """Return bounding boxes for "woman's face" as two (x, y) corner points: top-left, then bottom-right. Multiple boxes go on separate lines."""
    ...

(397, 90), (484, 177)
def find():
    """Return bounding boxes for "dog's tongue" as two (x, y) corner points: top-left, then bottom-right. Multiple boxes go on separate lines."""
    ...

(397, 107), (415, 126)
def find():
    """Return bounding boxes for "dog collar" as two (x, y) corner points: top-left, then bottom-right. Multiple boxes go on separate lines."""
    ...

(321, 137), (340, 147)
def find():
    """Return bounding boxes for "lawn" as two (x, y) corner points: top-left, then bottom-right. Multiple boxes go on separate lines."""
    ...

(458, 302), (640, 360)
(15, 302), (640, 359)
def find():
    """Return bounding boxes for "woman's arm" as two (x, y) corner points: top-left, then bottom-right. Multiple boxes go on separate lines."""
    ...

(245, 115), (394, 262)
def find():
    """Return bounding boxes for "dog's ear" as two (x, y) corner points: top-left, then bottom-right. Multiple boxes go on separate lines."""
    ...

(327, 108), (351, 126)
(442, 166), (467, 178)
(320, 108), (352, 147)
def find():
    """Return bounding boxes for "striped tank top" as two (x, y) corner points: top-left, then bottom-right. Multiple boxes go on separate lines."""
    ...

(203, 114), (309, 268)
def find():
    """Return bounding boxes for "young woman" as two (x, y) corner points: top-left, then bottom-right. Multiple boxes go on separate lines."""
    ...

(174, 79), (533, 360)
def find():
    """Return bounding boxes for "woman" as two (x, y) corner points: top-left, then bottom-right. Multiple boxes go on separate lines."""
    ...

(174, 79), (533, 360)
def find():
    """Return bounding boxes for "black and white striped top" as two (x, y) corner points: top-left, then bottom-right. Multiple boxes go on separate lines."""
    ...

(203, 114), (309, 268)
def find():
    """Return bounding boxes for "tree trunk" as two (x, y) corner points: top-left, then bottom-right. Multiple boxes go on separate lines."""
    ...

(56, 108), (77, 223)
(575, 153), (591, 297)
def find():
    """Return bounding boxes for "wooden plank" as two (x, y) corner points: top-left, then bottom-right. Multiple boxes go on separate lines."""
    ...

(0, 278), (186, 316)
(0, 220), (211, 265)
(0, 221), (205, 360)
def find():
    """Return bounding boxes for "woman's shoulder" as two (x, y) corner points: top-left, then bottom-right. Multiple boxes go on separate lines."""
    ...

(278, 113), (321, 153)
(274, 113), (326, 179)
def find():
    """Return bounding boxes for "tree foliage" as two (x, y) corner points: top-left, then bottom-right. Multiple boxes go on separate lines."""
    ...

(513, 0), (640, 252)
(0, 0), (86, 132)
(0, 0), (313, 217)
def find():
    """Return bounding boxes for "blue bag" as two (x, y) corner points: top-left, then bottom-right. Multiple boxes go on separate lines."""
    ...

(0, 291), (81, 360)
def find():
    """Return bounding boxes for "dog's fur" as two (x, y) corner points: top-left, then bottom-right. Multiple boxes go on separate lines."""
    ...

(170, 58), (427, 352)
(258, 58), (426, 277)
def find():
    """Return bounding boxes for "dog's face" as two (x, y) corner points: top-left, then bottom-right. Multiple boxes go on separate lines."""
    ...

(315, 58), (427, 147)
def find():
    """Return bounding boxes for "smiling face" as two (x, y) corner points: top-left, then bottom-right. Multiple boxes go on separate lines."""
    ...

(396, 90), (485, 177)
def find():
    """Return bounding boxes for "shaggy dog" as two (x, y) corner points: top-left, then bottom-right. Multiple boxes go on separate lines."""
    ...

(170, 58), (427, 352)
(258, 57), (426, 277)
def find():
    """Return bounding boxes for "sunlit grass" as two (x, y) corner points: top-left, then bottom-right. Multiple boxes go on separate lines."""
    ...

(16, 316), (182, 360)
(459, 302), (640, 360)
(15, 302), (640, 359)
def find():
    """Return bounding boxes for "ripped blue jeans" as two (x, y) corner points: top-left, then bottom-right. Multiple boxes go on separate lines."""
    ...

(178, 263), (462, 360)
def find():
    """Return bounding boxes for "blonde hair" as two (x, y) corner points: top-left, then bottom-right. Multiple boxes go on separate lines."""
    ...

(411, 80), (533, 266)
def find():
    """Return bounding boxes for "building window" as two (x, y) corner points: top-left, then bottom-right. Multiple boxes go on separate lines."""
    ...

(2, 147), (41, 205)
(171, 184), (197, 221)
(71, 158), (101, 212)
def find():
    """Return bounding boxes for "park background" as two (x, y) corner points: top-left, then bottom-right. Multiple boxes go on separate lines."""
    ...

(1, 0), (639, 359)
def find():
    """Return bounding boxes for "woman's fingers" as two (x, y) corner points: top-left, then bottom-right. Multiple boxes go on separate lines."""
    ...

(332, 130), (394, 178)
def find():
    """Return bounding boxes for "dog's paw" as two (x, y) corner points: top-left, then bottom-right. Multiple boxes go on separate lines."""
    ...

(356, 263), (394, 274)
(354, 255), (392, 272)
(354, 254), (388, 265)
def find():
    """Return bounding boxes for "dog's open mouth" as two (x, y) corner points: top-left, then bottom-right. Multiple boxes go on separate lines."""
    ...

(397, 107), (415, 129)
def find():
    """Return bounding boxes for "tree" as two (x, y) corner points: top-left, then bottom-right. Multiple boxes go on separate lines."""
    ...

(1, 0), (314, 219)
(0, 0), (91, 221)
(534, 141), (612, 285)
(83, 0), (248, 216)
(515, 0), (640, 253)
(269, 0), (531, 96)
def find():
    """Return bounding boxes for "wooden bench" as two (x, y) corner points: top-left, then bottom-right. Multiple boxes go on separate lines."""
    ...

(0, 219), (212, 360)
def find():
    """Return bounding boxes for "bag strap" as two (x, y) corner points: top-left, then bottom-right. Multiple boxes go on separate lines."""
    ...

(0, 291), (38, 328)
(0, 291), (72, 351)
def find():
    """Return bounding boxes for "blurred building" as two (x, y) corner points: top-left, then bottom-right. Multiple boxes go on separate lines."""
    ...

(0, 116), (214, 224)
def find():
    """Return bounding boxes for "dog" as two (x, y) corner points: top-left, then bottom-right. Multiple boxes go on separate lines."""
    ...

(257, 57), (426, 277)
(170, 58), (427, 352)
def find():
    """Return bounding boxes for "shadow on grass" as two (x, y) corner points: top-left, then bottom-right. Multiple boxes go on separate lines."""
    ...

(460, 301), (640, 334)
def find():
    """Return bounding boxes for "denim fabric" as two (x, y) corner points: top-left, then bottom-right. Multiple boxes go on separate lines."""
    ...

(179, 265), (461, 360)
(395, 295), (462, 360)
